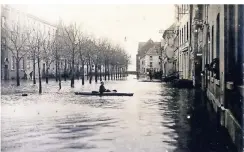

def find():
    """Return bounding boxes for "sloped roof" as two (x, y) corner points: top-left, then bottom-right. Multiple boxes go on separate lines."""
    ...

(137, 39), (155, 56)
(139, 41), (161, 59)
(162, 23), (177, 39)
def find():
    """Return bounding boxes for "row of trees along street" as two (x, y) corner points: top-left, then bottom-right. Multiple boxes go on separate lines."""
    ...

(4, 22), (131, 94)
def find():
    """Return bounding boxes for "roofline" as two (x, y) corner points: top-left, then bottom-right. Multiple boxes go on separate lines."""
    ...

(3, 5), (57, 28)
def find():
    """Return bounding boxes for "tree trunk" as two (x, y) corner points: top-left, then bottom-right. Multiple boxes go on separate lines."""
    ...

(55, 59), (58, 82)
(115, 65), (117, 79)
(76, 59), (80, 80)
(37, 57), (42, 94)
(33, 51), (36, 84)
(46, 67), (49, 84)
(71, 49), (75, 88)
(119, 67), (121, 79)
(64, 59), (67, 81)
(111, 66), (113, 80)
(89, 61), (92, 84)
(58, 60), (62, 90)
(45, 61), (49, 84)
(104, 62), (107, 81)
(95, 64), (98, 83)
(87, 64), (89, 80)
(108, 64), (110, 81)
(82, 60), (85, 85)
(16, 58), (20, 86)
(113, 66), (116, 80)
(99, 65), (102, 81)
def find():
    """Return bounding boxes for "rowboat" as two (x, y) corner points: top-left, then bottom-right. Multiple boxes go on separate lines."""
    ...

(74, 92), (134, 96)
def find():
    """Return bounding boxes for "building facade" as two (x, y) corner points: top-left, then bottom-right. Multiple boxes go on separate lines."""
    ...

(161, 23), (178, 77)
(193, 5), (243, 151)
(175, 4), (192, 80)
(140, 46), (161, 74)
(161, 5), (243, 150)
(1, 4), (57, 80)
(136, 39), (161, 76)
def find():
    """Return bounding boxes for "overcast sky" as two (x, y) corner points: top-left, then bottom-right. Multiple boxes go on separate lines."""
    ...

(12, 4), (175, 70)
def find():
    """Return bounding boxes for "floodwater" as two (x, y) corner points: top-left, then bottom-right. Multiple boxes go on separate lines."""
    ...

(1, 75), (237, 152)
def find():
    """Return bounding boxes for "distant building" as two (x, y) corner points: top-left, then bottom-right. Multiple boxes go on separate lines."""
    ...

(1, 4), (57, 80)
(136, 39), (161, 76)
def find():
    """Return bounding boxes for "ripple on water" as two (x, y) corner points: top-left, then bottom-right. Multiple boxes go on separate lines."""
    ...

(1, 78), (234, 152)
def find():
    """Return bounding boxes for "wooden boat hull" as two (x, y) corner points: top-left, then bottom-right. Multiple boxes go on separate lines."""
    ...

(74, 92), (134, 96)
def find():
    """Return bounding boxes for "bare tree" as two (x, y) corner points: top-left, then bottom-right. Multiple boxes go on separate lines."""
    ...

(31, 28), (48, 94)
(77, 32), (90, 85)
(62, 23), (79, 88)
(5, 23), (30, 86)
(42, 37), (55, 84)
(50, 27), (64, 90)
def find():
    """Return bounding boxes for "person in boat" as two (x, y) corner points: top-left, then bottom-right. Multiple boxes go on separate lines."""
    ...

(99, 81), (117, 95)
(99, 81), (108, 94)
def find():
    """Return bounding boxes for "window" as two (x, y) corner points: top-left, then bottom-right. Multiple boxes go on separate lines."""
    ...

(11, 56), (15, 70)
(159, 62), (161, 65)
(207, 34), (211, 64)
(1, 16), (6, 28)
(211, 25), (214, 76)
(185, 25), (187, 42)
(211, 25), (214, 61)
(27, 57), (30, 69)
(182, 28), (183, 44)
(150, 62), (153, 67)
(159, 56), (161, 59)
(19, 58), (24, 70)
(179, 30), (181, 45)
(150, 56), (152, 60)
(216, 13), (220, 58)
(187, 22), (189, 40)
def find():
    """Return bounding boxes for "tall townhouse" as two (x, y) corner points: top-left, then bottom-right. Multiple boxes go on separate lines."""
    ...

(194, 5), (243, 152)
(1, 5), (57, 80)
(175, 5), (192, 80)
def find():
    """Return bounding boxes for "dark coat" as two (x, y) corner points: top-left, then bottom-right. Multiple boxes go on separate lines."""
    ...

(99, 85), (106, 94)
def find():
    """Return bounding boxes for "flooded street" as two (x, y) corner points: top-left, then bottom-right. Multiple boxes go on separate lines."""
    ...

(1, 76), (237, 152)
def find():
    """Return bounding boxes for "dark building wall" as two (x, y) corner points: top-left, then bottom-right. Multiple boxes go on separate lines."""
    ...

(199, 5), (243, 151)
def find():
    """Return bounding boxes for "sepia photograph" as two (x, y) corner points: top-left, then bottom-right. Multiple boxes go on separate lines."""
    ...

(0, 1), (243, 152)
